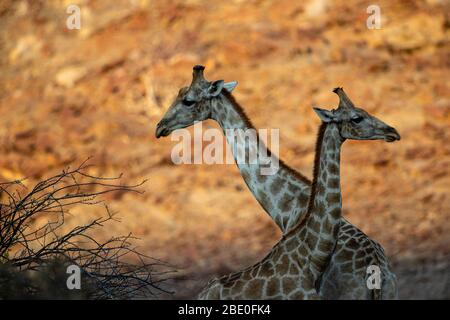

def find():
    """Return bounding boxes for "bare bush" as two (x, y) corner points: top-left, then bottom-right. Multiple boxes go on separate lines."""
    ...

(0, 160), (174, 299)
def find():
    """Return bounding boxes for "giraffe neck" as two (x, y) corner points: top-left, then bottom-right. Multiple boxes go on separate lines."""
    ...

(292, 122), (344, 277)
(209, 91), (310, 232)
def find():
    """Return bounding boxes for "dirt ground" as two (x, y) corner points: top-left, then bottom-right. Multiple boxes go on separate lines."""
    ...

(0, 0), (449, 299)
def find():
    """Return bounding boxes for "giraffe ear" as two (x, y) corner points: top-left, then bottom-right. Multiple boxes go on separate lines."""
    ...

(207, 80), (224, 97)
(223, 81), (238, 93)
(313, 107), (335, 123)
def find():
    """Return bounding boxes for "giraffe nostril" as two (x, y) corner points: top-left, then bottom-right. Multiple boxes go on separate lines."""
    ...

(156, 120), (169, 138)
(390, 127), (400, 137)
(384, 127), (401, 142)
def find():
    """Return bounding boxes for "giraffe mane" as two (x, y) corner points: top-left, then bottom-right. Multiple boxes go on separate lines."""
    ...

(307, 122), (328, 216)
(285, 122), (328, 236)
(221, 90), (311, 185)
(221, 90), (254, 128)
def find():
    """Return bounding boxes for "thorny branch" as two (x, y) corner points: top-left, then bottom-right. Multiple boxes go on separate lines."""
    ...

(0, 160), (175, 299)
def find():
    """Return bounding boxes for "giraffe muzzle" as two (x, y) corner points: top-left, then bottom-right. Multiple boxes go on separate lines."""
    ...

(155, 121), (170, 138)
(384, 127), (401, 142)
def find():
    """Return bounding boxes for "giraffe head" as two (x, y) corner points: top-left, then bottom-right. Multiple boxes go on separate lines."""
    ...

(313, 87), (400, 142)
(155, 65), (237, 138)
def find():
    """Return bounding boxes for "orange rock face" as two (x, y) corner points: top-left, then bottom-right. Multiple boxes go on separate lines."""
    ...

(0, 0), (449, 299)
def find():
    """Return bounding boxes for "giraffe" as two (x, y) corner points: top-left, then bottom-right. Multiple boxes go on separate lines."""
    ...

(155, 65), (398, 299)
(197, 87), (400, 299)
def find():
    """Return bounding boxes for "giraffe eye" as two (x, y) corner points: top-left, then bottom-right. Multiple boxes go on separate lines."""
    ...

(351, 116), (363, 124)
(182, 98), (195, 107)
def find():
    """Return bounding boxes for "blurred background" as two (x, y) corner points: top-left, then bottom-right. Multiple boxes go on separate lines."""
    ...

(0, 0), (449, 299)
